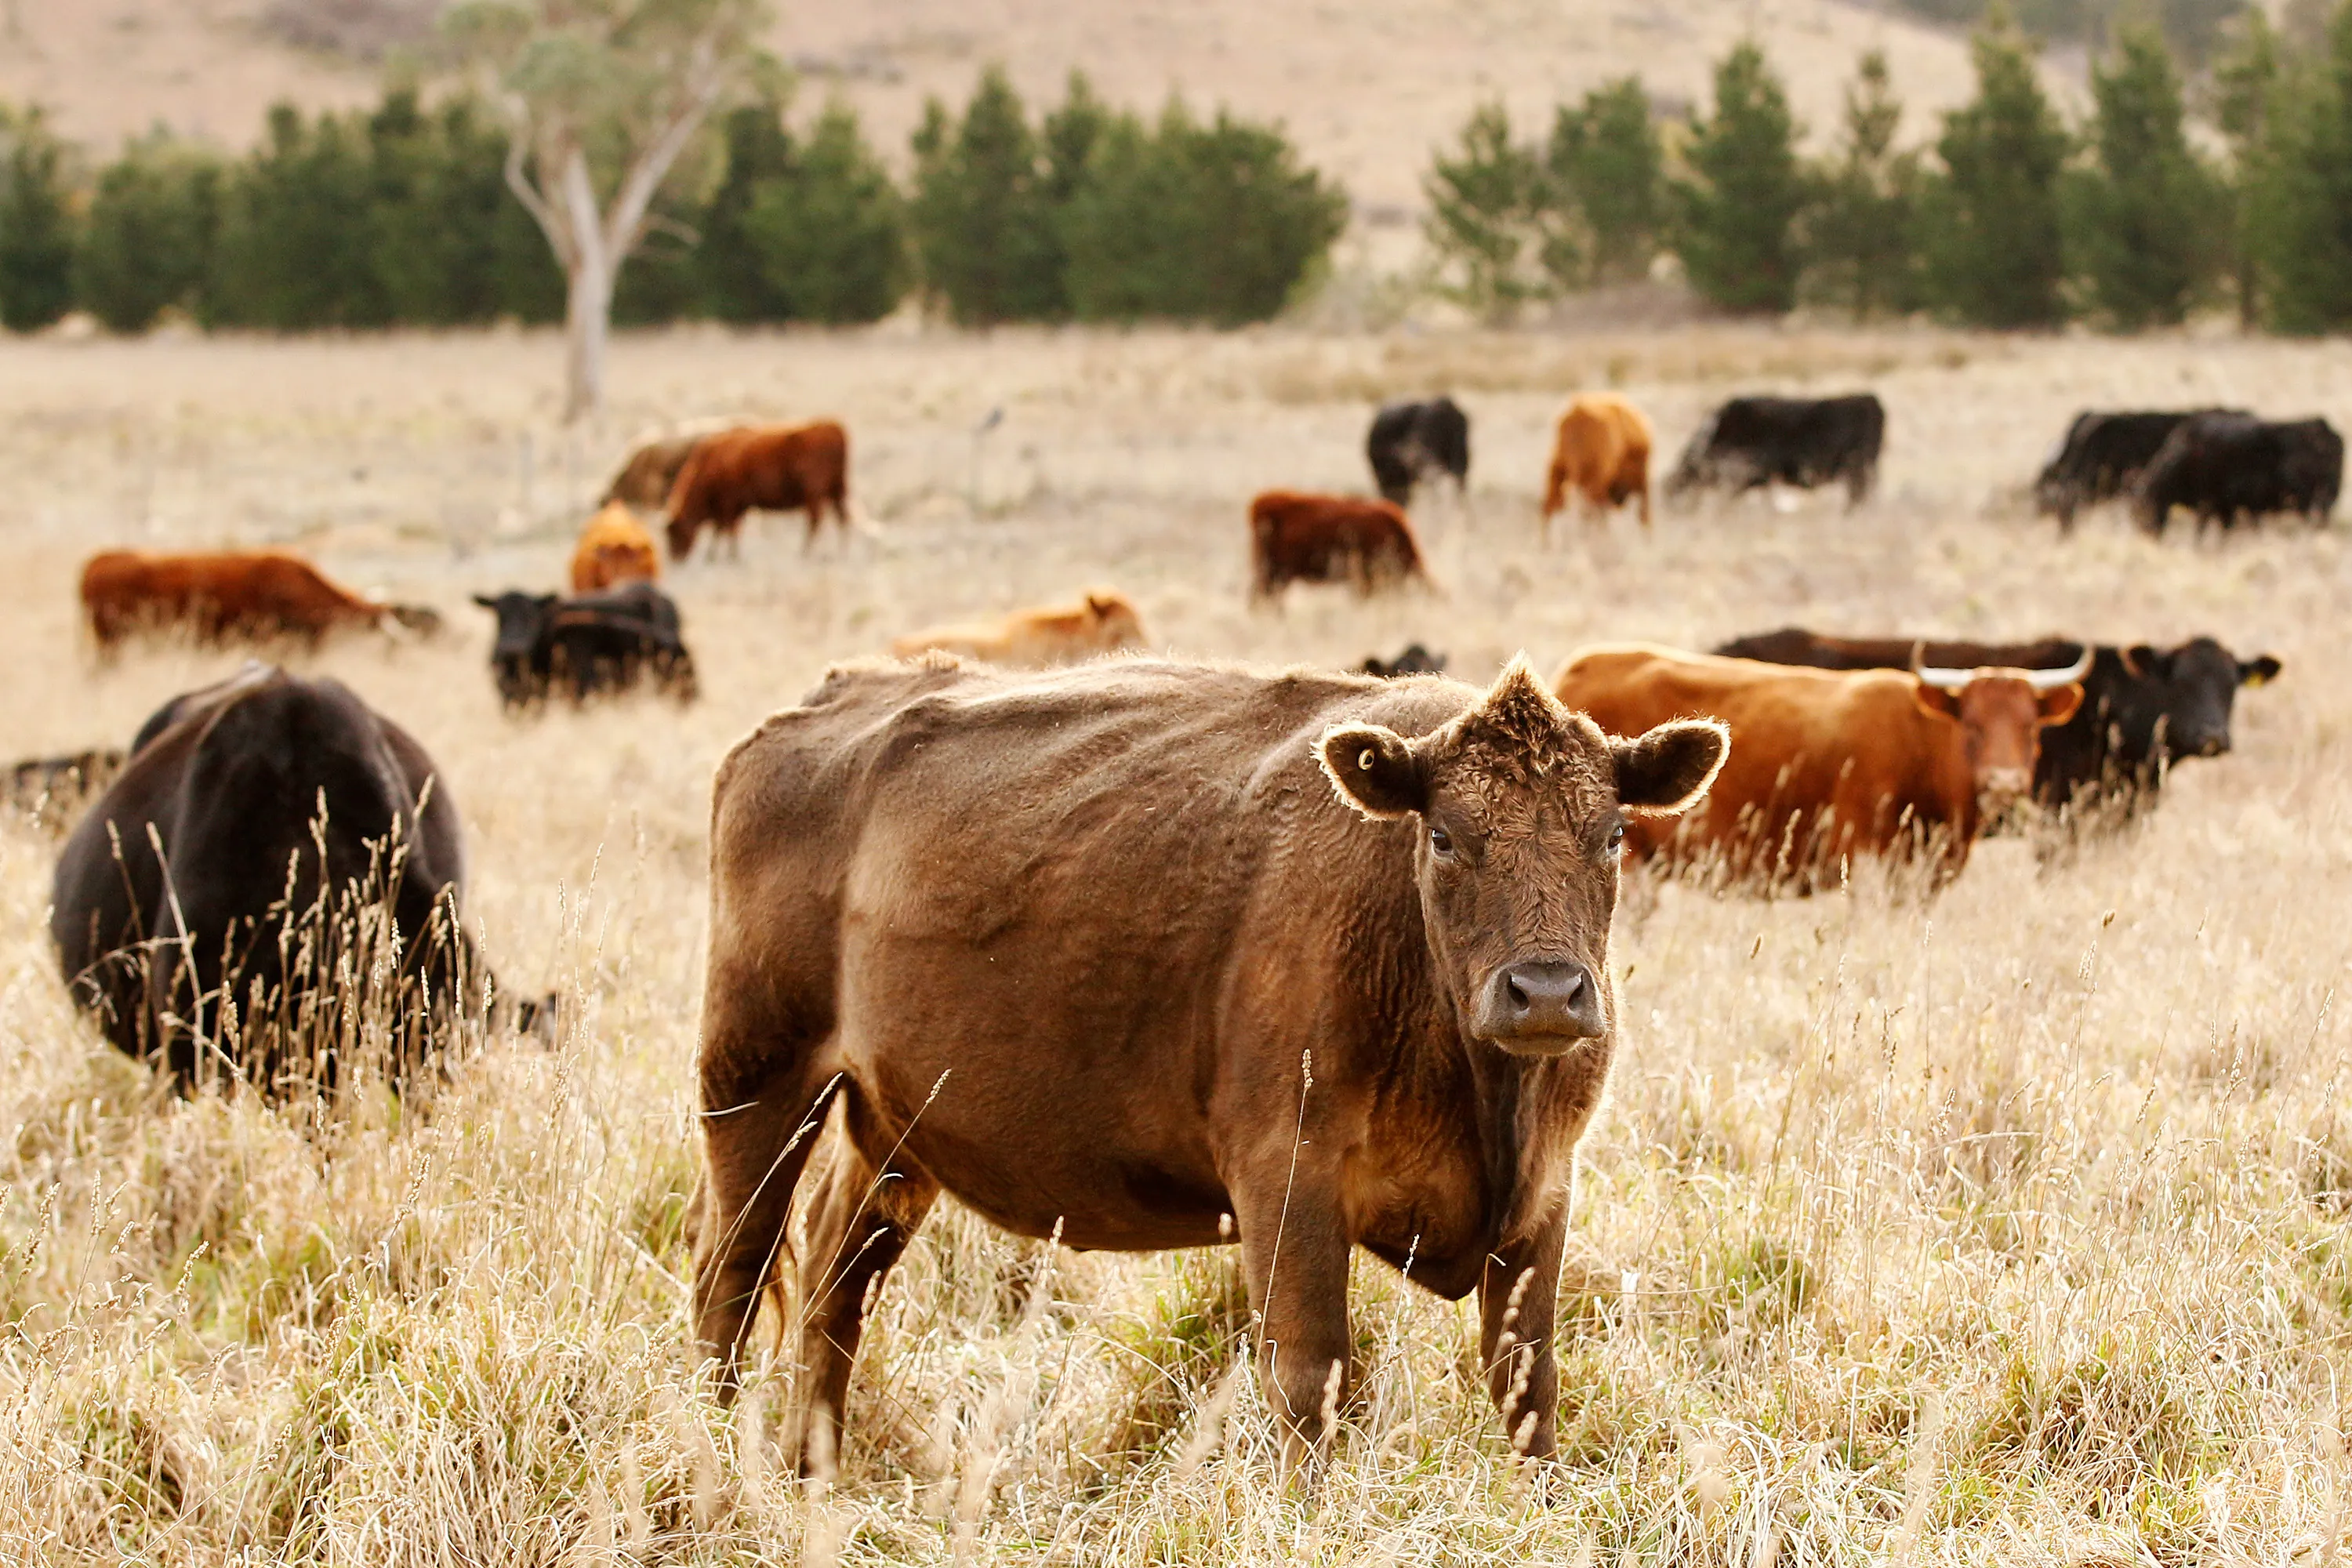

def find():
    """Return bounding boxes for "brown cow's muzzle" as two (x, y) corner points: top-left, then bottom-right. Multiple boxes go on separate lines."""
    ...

(1473, 960), (1607, 1053)
(1976, 767), (2034, 811)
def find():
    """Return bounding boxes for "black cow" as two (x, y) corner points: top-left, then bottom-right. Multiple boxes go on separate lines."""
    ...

(471, 581), (698, 707)
(7, 748), (126, 832)
(1665, 394), (1885, 506)
(1366, 396), (1471, 507)
(1357, 643), (1448, 678)
(1713, 626), (2282, 811)
(50, 666), (517, 1092)
(2134, 412), (2343, 534)
(2034, 409), (2246, 531)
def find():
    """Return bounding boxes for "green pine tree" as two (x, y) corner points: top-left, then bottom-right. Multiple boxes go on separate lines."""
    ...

(1673, 41), (1808, 314)
(1919, 12), (2071, 327)
(699, 99), (798, 322)
(0, 107), (75, 332)
(743, 101), (909, 323)
(2214, 8), (2282, 325)
(1806, 50), (1922, 318)
(2251, 2), (2352, 332)
(1542, 78), (1665, 289)
(74, 132), (221, 332)
(210, 103), (389, 328)
(1421, 100), (1546, 320)
(909, 67), (1063, 324)
(2067, 24), (2220, 328)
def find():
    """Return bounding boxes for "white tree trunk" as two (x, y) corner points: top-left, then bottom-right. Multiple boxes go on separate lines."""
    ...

(558, 146), (614, 424)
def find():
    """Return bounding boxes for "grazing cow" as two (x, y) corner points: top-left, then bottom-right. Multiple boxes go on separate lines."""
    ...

(569, 502), (662, 593)
(50, 666), (512, 1091)
(690, 654), (1727, 1468)
(1248, 489), (1432, 604)
(1554, 643), (2085, 886)
(1366, 396), (1472, 506)
(1712, 627), (2281, 811)
(1541, 393), (1653, 533)
(472, 582), (699, 707)
(80, 550), (442, 649)
(2033, 409), (2245, 530)
(1359, 642), (1448, 678)
(603, 430), (714, 510)
(5, 748), (125, 833)
(889, 589), (1148, 667)
(2134, 412), (2343, 534)
(1664, 394), (1886, 506)
(665, 419), (851, 560)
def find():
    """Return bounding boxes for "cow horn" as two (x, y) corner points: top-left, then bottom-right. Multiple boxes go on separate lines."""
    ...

(1914, 664), (1975, 691)
(2024, 647), (2092, 691)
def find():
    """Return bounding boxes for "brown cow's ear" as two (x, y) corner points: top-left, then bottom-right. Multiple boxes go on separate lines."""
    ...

(2036, 684), (2084, 726)
(2242, 655), (2281, 687)
(1912, 683), (1962, 719)
(1613, 720), (1727, 817)
(1318, 724), (1426, 818)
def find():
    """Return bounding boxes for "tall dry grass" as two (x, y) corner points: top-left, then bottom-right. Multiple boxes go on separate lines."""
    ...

(2, 321), (2350, 1564)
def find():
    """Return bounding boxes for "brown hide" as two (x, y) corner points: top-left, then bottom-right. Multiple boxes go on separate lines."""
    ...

(1553, 644), (2082, 886)
(568, 503), (662, 593)
(1247, 489), (1431, 603)
(889, 588), (1149, 666)
(689, 655), (1725, 1469)
(602, 433), (706, 509)
(1541, 394), (1654, 531)
(79, 550), (434, 648)
(663, 419), (851, 560)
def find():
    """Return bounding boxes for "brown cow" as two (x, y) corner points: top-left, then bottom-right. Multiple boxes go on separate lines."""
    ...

(80, 550), (442, 650)
(568, 502), (662, 593)
(1541, 393), (1653, 535)
(664, 419), (850, 561)
(603, 430), (716, 510)
(1552, 643), (2087, 887)
(889, 588), (1149, 666)
(690, 655), (1726, 1470)
(1248, 489), (1431, 605)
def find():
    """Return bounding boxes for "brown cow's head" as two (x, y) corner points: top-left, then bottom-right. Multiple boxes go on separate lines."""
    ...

(1913, 655), (2088, 811)
(1318, 656), (1726, 1058)
(663, 514), (699, 561)
(1083, 590), (1148, 650)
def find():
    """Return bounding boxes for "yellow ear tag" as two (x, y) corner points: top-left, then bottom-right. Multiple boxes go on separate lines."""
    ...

(1359, 748), (1376, 771)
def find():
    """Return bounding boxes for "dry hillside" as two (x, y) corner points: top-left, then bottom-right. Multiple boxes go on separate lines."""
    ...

(3, 0), (2075, 215)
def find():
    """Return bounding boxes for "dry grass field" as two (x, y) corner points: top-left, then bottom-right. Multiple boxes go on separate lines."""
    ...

(2, 319), (2351, 1565)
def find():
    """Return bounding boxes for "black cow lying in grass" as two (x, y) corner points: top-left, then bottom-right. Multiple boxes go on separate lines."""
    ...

(50, 665), (540, 1094)
(472, 582), (699, 707)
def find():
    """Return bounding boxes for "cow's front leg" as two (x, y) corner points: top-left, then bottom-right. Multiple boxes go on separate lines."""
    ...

(1478, 1213), (1566, 1461)
(1232, 1169), (1353, 1475)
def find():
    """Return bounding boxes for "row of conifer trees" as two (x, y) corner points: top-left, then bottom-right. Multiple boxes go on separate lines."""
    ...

(0, 68), (1347, 335)
(1425, 5), (2352, 332)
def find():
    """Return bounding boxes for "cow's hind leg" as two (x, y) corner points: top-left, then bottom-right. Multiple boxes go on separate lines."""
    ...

(692, 1047), (840, 1397)
(791, 1124), (939, 1473)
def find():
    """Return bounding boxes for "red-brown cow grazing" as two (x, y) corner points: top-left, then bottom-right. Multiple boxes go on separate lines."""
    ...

(568, 502), (662, 593)
(1541, 393), (1653, 535)
(1552, 644), (2087, 887)
(1248, 489), (1431, 604)
(889, 588), (1148, 666)
(663, 419), (850, 561)
(691, 655), (1726, 1471)
(80, 550), (441, 649)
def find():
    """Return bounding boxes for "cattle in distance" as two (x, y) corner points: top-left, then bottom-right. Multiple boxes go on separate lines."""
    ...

(1713, 627), (2281, 814)
(603, 428), (717, 510)
(1541, 393), (1653, 534)
(1359, 643), (1448, 678)
(688, 655), (1726, 1468)
(1554, 643), (2086, 888)
(568, 502), (663, 593)
(2033, 409), (2246, 530)
(5, 748), (125, 833)
(81, 550), (443, 650)
(2132, 412), (2343, 535)
(889, 589), (1149, 668)
(1248, 489), (1433, 605)
(664, 419), (851, 561)
(1664, 394), (1886, 507)
(49, 665), (525, 1094)
(472, 582), (699, 707)
(1365, 396), (1471, 507)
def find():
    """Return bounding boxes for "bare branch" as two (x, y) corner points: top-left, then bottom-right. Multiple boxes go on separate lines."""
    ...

(499, 107), (574, 267)
(601, 31), (728, 260)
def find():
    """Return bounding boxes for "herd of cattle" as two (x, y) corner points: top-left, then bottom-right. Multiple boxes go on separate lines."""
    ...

(5, 384), (2310, 1473)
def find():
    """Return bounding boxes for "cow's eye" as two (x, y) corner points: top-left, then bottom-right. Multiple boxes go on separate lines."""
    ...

(1606, 822), (1626, 855)
(1428, 825), (1454, 858)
